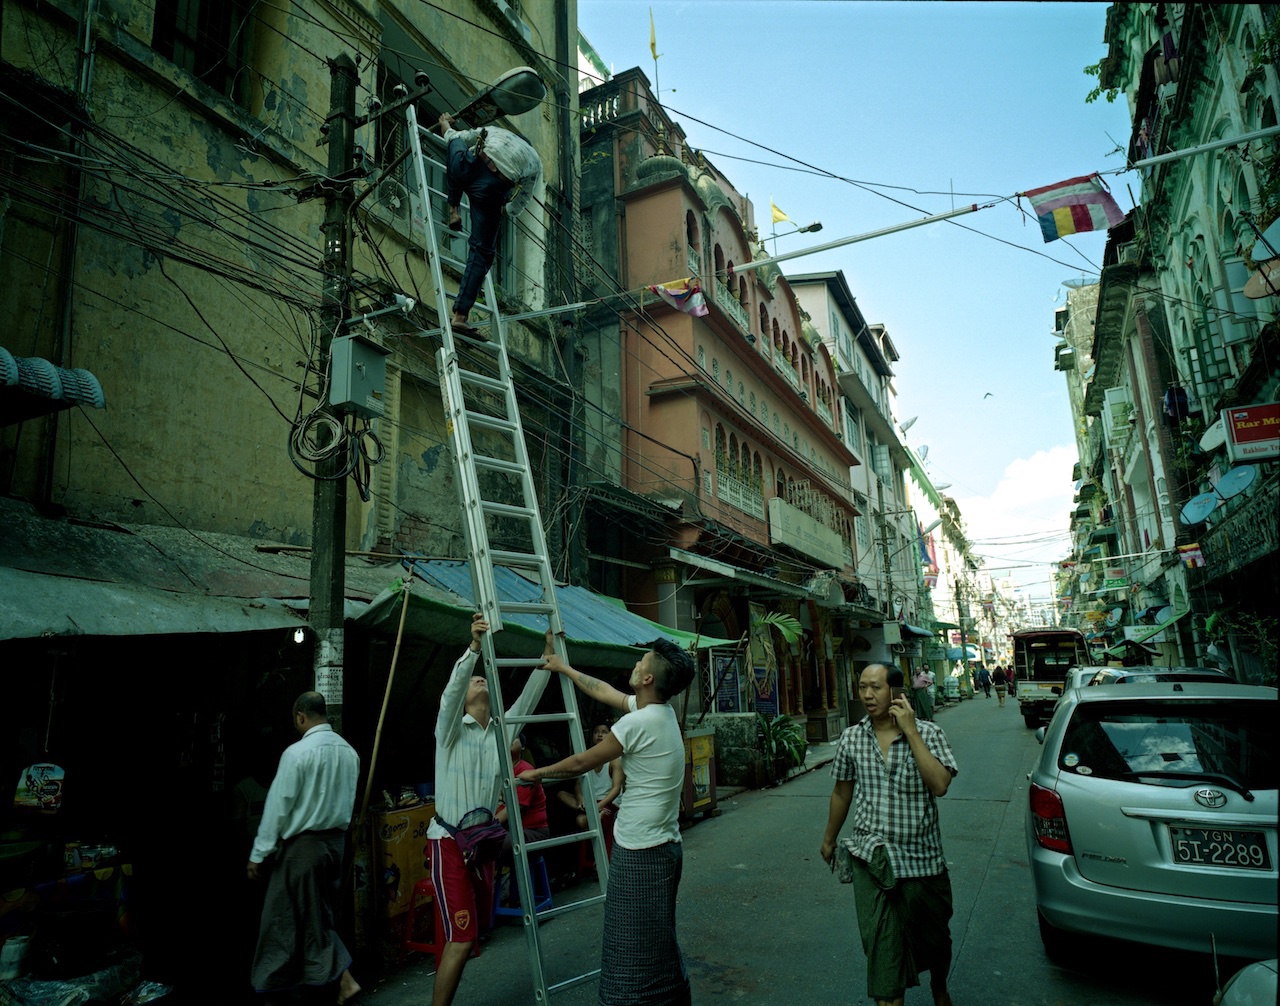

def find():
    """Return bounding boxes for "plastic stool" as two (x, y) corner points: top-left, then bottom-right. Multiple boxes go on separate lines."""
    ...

(401, 877), (481, 968)
(492, 856), (553, 922)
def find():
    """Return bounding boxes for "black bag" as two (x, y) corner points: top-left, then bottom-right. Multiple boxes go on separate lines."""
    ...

(438, 808), (507, 868)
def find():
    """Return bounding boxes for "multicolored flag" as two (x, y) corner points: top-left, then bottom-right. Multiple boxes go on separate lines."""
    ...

(1178, 543), (1206, 569)
(648, 278), (708, 316)
(1022, 173), (1124, 243)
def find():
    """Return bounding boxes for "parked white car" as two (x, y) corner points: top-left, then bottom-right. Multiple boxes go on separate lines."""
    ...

(1027, 681), (1278, 962)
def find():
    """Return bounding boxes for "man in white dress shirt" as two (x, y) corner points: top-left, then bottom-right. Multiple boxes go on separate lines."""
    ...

(247, 691), (361, 1005)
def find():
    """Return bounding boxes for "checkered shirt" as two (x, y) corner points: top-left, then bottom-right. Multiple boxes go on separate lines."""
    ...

(831, 717), (958, 879)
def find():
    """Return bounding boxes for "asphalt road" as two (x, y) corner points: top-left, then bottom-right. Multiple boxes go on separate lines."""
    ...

(356, 693), (1246, 1005)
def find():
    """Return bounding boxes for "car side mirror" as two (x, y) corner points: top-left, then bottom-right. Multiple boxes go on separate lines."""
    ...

(1035, 726), (1046, 745)
(1051, 686), (1062, 696)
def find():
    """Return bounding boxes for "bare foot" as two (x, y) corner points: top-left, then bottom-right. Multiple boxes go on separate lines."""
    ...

(337, 969), (361, 1005)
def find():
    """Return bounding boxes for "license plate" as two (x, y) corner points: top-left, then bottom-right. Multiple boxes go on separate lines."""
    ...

(1169, 826), (1272, 871)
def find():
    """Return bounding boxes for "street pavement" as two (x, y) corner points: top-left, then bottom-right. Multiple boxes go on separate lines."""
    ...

(352, 692), (1240, 1005)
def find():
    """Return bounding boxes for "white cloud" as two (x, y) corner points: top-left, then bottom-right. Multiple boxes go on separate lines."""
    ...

(954, 445), (1077, 597)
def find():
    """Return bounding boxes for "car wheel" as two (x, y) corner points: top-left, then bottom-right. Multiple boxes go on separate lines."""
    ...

(1037, 910), (1076, 962)
(1023, 712), (1038, 728)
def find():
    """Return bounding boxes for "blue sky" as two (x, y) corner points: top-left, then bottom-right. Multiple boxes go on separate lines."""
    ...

(578, 0), (1139, 601)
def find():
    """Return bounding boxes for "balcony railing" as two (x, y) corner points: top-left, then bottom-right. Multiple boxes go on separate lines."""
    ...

(815, 398), (832, 425)
(1200, 477), (1280, 578)
(715, 470), (766, 520)
(775, 354), (801, 393)
(687, 245), (700, 277)
(714, 279), (749, 333)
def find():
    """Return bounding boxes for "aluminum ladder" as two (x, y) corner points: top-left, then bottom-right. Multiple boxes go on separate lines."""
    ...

(405, 103), (610, 1002)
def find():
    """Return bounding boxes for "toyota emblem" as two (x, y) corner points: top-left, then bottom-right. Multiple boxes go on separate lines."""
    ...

(1193, 788), (1228, 809)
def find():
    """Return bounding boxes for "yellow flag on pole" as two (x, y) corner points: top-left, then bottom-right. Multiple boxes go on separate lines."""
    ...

(649, 8), (659, 60)
(771, 199), (790, 225)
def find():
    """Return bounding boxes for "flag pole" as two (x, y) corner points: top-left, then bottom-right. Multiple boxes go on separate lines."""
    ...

(728, 203), (984, 277)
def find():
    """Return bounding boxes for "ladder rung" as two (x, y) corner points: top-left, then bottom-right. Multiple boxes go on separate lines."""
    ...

(488, 548), (545, 568)
(457, 370), (508, 393)
(497, 600), (556, 615)
(492, 656), (554, 669)
(481, 500), (537, 520)
(525, 831), (599, 853)
(548, 968), (604, 995)
(466, 411), (519, 435)
(473, 455), (527, 476)
(535, 895), (607, 923)
(503, 711), (578, 726)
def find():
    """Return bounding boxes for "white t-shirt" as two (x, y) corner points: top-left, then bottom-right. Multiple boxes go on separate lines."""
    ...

(611, 696), (684, 850)
(587, 762), (614, 803)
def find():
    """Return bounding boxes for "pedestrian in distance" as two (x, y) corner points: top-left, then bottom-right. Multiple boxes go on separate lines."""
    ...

(911, 668), (934, 722)
(821, 663), (959, 1006)
(992, 665), (1008, 707)
(246, 691), (361, 1006)
(519, 631), (696, 1006)
(427, 613), (551, 1006)
(976, 664), (992, 698)
(437, 113), (543, 339)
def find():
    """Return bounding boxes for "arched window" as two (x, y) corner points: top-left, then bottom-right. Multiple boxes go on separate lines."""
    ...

(725, 367), (733, 390)
(759, 304), (769, 339)
(740, 441), (750, 475)
(729, 433), (739, 474)
(784, 421), (790, 442)
(697, 345), (706, 369)
(773, 413), (780, 435)
(738, 275), (747, 305)
(761, 401), (769, 425)
(715, 425), (726, 471)
(712, 359), (720, 383)
(750, 392), (757, 415)
(772, 319), (781, 351)
(738, 382), (745, 404)
(753, 452), (763, 488)
(802, 357), (809, 384)
(686, 210), (700, 254)
(714, 244), (725, 275)
(776, 468), (786, 498)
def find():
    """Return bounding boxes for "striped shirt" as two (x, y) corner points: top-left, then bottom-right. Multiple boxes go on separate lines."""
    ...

(831, 717), (958, 879)
(426, 647), (550, 840)
(443, 125), (543, 221)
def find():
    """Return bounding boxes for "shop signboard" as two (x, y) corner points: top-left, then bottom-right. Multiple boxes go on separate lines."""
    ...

(712, 651), (745, 713)
(752, 666), (778, 716)
(1223, 402), (1280, 462)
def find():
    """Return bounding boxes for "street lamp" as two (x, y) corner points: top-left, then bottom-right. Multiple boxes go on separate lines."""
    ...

(771, 220), (823, 255)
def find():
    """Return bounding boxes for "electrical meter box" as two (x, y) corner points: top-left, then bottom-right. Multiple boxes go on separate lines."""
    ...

(330, 334), (391, 418)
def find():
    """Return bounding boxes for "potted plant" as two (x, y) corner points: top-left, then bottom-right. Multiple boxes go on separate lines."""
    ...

(758, 712), (807, 785)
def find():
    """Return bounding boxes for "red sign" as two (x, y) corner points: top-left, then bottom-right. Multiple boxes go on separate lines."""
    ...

(1224, 402), (1280, 462)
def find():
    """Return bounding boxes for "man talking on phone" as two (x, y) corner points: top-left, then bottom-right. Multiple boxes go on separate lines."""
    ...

(819, 663), (958, 1006)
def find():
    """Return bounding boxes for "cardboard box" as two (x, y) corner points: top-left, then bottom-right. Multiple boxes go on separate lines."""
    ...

(372, 801), (434, 918)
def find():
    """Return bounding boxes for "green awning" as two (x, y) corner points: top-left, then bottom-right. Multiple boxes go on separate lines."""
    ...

(1106, 608), (1190, 656)
(932, 620), (960, 630)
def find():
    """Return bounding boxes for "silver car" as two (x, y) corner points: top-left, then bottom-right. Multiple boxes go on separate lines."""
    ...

(1026, 682), (1278, 961)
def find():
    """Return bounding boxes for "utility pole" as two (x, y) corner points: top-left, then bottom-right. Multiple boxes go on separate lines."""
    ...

(309, 53), (358, 734)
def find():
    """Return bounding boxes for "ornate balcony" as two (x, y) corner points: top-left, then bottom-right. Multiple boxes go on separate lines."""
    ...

(1200, 477), (1279, 579)
(815, 398), (832, 426)
(687, 244), (700, 277)
(715, 470), (766, 520)
(775, 354), (801, 393)
(714, 279), (750, 333)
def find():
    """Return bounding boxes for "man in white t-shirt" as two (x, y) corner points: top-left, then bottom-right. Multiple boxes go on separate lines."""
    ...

(519, 634), (695, 1006)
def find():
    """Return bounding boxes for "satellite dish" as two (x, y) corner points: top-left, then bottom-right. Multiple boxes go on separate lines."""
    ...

(1244, 259), (1280, 299)
(1213, 464), (1257, 500)
(1249, 218), (1280, 263)
(918, 445), (929, 460)
(934, 482), (952, 490)
(1199, 417), (1227, 453)
(1062, 277), (1092, 289)
(1105, 607), (1122, 627)
(1179, 491), (1220, 526)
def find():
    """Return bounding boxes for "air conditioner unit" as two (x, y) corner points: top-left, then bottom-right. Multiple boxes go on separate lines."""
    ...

(493, 0), (532, 42)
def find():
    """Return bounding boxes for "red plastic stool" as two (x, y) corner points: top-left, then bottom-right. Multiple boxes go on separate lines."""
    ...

(401, 876), (481, 968)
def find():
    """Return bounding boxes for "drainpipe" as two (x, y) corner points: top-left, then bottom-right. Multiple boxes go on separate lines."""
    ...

(39, 0), (98, 506)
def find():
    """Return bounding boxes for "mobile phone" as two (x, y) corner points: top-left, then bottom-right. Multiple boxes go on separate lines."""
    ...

(890, 686), (905, 701)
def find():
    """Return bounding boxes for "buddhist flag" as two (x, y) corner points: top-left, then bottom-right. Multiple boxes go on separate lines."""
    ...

(771, 199), (790, 225)
(649, 278), (708, 316)
(1023, 173), (1124, 243)
(649, 8), (658, 60)
(1178, 543), (1206, 569)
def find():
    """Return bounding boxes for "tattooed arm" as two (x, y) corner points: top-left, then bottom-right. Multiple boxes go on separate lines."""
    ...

(519, 733), (624, 785)
(540, 631), (631, 712)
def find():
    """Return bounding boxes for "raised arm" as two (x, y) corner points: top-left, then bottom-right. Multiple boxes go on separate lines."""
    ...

(436, 614), (486, 747)
(520, 733), (623, 785)
(539, 630), (631, 713)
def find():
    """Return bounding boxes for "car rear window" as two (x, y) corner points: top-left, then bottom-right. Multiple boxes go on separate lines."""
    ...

(1058, 699), (1277, 790)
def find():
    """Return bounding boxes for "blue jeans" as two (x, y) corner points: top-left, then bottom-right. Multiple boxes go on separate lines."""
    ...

(446, 138), (513, 317)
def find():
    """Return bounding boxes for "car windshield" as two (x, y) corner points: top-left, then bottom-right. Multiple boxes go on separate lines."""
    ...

(1058, 699), (1277, 789)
